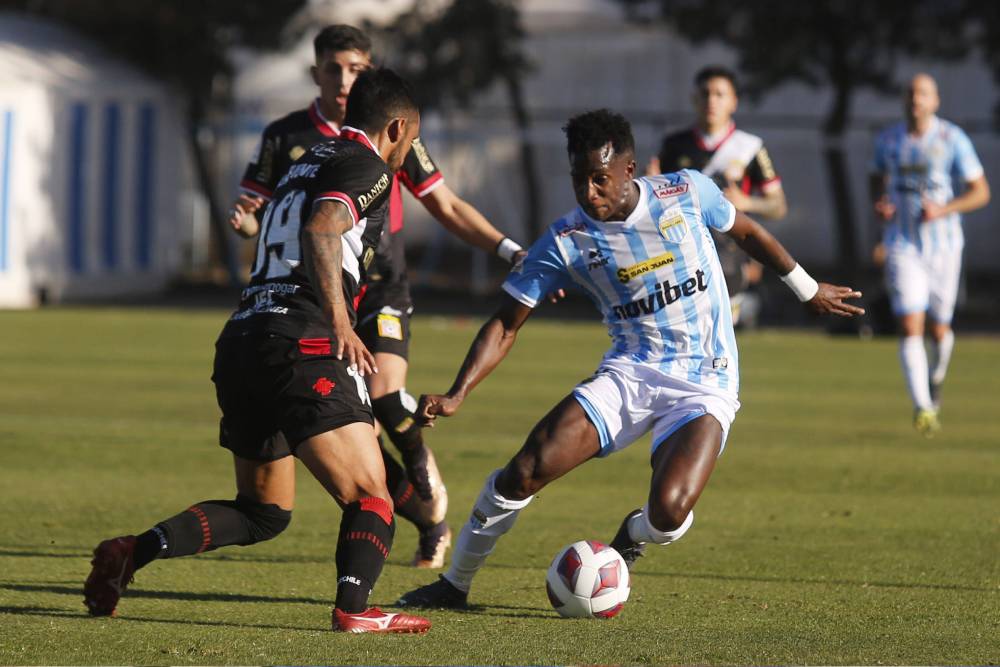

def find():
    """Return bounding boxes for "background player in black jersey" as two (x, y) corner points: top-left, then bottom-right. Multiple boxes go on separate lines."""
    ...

(648, 66), (788, 328)
(84, 69), (432, 634)
(227, 25), (529, 570)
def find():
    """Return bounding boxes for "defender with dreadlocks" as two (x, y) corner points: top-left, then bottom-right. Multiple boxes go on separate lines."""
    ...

(395, 109), (864, 609)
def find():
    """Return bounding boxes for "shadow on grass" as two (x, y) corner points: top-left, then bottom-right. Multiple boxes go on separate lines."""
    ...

(0, 582), (332, 606)
(3, 545), (989, 595)
(0, 604), (323, 632)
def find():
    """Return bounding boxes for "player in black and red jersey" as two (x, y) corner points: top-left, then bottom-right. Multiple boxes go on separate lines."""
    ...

(84, 69), (431, 634)
(648, 66), (787, 327)
(229, 25), (527, 570)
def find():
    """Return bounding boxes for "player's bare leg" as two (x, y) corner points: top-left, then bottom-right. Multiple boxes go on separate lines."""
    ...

(397, 395), (600, 608)
(84, 454), (295, 617)
(898, 311), (940, 436)
(368, 351), (450, 568)
(295, 424), (429, 633)
(611, 415), (722, 569)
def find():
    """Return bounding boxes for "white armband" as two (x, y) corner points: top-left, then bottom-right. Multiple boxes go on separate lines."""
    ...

(780, 264), (819, 302)
(496, 237), (523, 264)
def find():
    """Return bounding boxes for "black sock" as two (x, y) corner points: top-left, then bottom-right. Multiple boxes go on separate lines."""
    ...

(381, 442), (434, 530)
(134, 495), (291, 568)
(335, 497), (395, 613)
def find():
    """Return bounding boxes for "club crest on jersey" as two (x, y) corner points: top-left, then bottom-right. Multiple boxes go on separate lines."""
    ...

(657, 212), (688, 243)
(289, 145), (306, 161)
(653, 183), (688, 199)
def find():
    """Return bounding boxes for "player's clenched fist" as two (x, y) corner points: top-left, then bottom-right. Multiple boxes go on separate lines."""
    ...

(417, 394), (463, 426)
(229, 194), (265, 237)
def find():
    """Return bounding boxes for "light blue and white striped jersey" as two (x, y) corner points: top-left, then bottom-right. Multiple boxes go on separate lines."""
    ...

(873, 116), (984, 253)
(503, 170), (740, 393)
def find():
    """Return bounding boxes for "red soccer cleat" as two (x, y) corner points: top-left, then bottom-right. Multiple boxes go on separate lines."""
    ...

(332, 607), (431, 634)
(83, 535), (136, 617)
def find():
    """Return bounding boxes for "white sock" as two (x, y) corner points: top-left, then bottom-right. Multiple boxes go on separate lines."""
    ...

(928, 330), (955, 385)
(444, 470), (533, 593)
(626, 505), (694, 545)
(899, 335), (933, 410)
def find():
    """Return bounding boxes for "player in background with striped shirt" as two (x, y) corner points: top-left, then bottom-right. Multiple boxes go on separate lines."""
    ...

(228, 25), (528, 567)
(396, 109), (863, 609)
(871, 73), (990, 437)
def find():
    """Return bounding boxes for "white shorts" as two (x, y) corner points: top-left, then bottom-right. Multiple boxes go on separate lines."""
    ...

(885, 244), (963, 323)
(572, 361), (741, 458)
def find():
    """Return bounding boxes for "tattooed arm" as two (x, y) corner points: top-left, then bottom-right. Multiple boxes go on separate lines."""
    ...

(301, 199), (377, 376)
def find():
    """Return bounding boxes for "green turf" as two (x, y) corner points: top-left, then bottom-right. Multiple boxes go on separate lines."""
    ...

(0, 307), (997, 665)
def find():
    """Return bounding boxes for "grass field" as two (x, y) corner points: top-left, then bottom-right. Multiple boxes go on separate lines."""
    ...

(0, 307), (997, 665)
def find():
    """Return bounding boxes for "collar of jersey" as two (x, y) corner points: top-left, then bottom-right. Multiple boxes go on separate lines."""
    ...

(309, 99), (340, 137)
(694, 121), (736, 152)
(579, 179), (650, 227)
(339, 126), (378, 154)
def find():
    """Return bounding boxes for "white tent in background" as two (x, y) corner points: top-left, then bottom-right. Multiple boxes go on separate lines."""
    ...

(0, 12), (185, 307)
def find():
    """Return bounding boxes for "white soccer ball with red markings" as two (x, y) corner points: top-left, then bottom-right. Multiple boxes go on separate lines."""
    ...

(545, 540), (630, 618)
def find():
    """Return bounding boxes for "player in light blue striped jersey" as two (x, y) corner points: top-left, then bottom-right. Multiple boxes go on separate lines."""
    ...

(397, 109), (863, 609)
(871, 73), (991, 437)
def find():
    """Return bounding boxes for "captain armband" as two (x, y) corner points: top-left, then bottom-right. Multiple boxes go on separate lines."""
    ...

(495, 237), (524, 264)
(780, 264), (819, 302)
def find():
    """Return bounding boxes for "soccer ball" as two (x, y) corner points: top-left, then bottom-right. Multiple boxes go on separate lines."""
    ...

(545, 540), (630, 618)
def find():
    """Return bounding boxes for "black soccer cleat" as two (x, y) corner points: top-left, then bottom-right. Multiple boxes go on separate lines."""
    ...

(609, 508), (646, 571)
(396, 575), (468, 609)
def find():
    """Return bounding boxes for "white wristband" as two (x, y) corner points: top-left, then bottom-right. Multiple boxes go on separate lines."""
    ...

(780, 263), (819, 302)
(496, 237), (523, 264)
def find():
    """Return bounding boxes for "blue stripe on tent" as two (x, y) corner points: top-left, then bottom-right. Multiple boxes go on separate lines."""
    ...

(69, 103), (88, 273)
(135, 103), (155, 269)
(0, 109), (13, 273)
(101, 104), (120, 269)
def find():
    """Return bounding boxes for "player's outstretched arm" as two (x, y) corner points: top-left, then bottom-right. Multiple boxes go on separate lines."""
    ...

(726, 210), (865, 318)
(418, 294), (533, 426)
(301, 200), (377, 376)
(421, 184), (525, 263)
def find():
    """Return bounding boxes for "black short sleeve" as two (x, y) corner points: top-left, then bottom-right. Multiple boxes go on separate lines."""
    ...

(397, 137), (443, 198)
(746, 146), (781, 190)
(240, 124), (282, 200)
(313, 155), (393, 225)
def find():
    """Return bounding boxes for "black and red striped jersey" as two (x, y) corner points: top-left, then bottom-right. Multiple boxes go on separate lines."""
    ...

(656, 123), (781, 195)
(222, 127), (393, 340)
(240, 99), (340, 201)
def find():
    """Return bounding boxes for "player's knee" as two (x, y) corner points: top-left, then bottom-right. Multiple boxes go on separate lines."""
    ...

(496, 458), (543, 500)
(648, 490), (696, 532)
(371, 390), (422, 450)
(234, 494), (292, 544)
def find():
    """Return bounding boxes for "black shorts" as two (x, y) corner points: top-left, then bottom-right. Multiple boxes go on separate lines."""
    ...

(356, 288), (412, 360)
(212, 333), (374, 461)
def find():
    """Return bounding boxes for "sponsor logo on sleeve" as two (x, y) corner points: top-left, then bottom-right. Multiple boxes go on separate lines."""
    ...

(358, 172), (391, 212)
(616, 251), (675, 283)
(410, 137), (436, 174)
